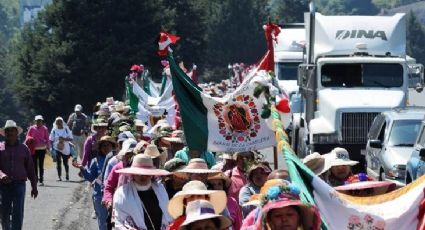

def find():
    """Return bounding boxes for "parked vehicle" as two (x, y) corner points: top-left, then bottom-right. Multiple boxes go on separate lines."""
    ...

(293, 4), (424, 173)
(366, 107), (425, 186)
(405, 117), (425, 183)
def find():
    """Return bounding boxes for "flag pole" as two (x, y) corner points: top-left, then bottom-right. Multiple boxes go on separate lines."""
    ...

(273, 146), (278, 169)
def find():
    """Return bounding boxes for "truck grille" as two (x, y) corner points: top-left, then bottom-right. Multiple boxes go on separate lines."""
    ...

(341, 112), (379, 144)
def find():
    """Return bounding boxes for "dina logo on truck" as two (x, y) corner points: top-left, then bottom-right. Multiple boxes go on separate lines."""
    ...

(336, 30), (387, 41)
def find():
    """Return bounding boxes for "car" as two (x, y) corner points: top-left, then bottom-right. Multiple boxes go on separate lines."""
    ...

(366, 107), (425, 187)
(405, 118), (425, 184)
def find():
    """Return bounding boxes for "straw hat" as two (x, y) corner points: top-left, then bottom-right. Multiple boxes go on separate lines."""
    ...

(97, 135), (117, 149)
(116, 154), (170, 176)
(247, 162), (272, 181)
(179, 200), (232, 230)
(261, 184), (321, 230)
(0, 120), (23, 136)
(335, 181), (396, 196)
(207, 172), (231, 189)
(164, 158), (186, 172)
(134, 119), (148, 132)
(163, 130), (184, 143)
(167, 180), (227, 219)
(335, 173), (396, 196)
(74, 104), (83, 112)
(303, 152), (330, 176)
(93, 118), (108, 127)
(327, 147), (359, 167)
(133, 140), (149, 154)
(116, 139), (137, 159)
(143, 144), (167, 163)
(176, 158), (220, 174)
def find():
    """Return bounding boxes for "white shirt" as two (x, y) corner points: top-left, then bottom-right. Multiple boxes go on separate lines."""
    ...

(49, 127), (73, 155)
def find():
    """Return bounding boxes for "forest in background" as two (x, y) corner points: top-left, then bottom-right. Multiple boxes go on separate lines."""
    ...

(1, 0), (425, 126)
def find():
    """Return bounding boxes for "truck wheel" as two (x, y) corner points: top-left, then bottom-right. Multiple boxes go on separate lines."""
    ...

(379, 169), (385, 181)
(406, 173), (412, 184)
(291, 125), (299, 156)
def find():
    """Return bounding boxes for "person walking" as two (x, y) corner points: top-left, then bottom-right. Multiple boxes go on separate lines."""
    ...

(26, 115), (50, 186)
(0, 120), (38, 230)
(49, 117), (73, 181)
(67, 104), (89, 160)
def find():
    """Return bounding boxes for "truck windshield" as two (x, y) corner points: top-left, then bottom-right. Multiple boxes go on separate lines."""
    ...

(277, 62), (300, 81)
(388, 119), (422, 147)
(321, 63), (403, 87)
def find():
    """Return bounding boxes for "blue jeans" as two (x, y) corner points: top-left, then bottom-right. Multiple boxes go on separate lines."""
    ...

(0, 181), (26, 230)
(93, 195), (108, 230)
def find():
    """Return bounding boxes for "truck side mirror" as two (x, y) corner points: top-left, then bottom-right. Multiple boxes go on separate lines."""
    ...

(408, 63), (424, 92)
(419, 148), (425, 157)
(369, 140), (382, 149)
(297, 64), (316, 88)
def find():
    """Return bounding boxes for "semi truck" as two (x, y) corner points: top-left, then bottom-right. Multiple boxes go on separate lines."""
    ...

(292, 4), (424, 170)
(274, 24), (305, 130)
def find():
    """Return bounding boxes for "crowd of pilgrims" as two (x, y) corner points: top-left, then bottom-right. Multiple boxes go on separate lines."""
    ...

(21, 94), (393, 230)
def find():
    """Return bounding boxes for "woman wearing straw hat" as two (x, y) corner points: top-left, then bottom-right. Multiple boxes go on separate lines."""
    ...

(163, 158), (187, 198)
(49, 117), (74, 181)
(143, 144), (168, 169)
(174, 158), (220, 184)
(113, 154), (172, 230)
(179, 200), (232, 230)
(239, 162), (272, 217)
(167, 180), (227, 230)
(81, 118), (108, 167)
(207, 173), (243, 230)
(256, 184), (321, 230)
(324, 147), (359, 187)
(334, 173), (396, 197)
(74, 135), (116, 230)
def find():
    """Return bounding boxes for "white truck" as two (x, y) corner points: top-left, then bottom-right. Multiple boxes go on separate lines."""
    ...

(274, 23), (305, 114)
(293, 4), (424, 171)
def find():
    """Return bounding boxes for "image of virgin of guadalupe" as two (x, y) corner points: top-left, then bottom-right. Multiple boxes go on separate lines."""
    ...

(227, 105), (251, 132)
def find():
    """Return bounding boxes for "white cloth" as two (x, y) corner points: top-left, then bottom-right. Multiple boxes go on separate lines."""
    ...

(113, 180), (172, 230)
(49, 127), (73, 155)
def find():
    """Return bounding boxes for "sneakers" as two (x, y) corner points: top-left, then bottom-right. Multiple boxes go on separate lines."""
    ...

(66, 175), (69, 181)
(39, 182), (44, 186)
(91, 211), (97, 219)
(57, 177), (62, 182)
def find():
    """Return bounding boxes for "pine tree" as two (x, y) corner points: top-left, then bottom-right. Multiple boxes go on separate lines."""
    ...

(407, 11), (425, 64)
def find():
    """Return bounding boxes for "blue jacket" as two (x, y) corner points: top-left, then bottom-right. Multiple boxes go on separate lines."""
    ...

(82, 154), (106, 197)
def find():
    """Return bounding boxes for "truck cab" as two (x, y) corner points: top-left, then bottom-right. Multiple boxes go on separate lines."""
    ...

(293, 9), (424, 171)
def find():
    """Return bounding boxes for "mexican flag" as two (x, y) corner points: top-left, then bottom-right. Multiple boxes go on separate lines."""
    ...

(168, 53), (276, 152)
(284, 147), (425, 230)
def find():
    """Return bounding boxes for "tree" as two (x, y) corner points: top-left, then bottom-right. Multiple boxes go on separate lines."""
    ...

(268, 0), (309, 24)
(14, 1), (175, 123)
(317, 0), (378, 15)
(202, 0), (269, 82)
(406, 11), (425, 64)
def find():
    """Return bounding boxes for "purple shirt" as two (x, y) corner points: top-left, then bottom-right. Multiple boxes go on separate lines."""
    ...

(82, 135), (97, 167)
(0, 143), (37, 189)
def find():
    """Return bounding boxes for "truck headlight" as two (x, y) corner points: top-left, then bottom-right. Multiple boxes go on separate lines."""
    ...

(387, 164), (406, 179)
(312, 133), (339, 144)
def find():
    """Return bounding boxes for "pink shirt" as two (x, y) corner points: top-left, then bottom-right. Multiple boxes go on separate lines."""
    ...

(228, 196), (243, 230)
(27, 125), (50, 149)
(102, 161), (123, 203)
(226, 167), (247, 203)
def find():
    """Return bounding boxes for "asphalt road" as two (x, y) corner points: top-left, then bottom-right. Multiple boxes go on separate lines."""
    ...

(22, 156), (97, 230)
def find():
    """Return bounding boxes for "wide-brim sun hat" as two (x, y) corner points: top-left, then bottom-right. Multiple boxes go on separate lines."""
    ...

(179, 200), (232, 230)
(243, 179), (291, 207)
(116, 154), (170, 176)
(97, 135), (117, 149)
(262, 199), (320, 230)
(247, 162), (272, 181)
(134, 119), (148, 132)
(116, 138), (137, 159)
(143, 144), (167, 163)
(175, 158), (220, 175)
(335, 181), (396, 196)
(259, 184), (321, 230)
(303, 152), (331, 176)
(168, 180), (227, 219)
(207, 172), (231, 189)
(327, 147), (359, 167)
(163, 130), (184, 143)
(0, 120), (23, 136)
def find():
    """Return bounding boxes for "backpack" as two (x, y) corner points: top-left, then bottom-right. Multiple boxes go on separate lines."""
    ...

(70, 113), (87, 134)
